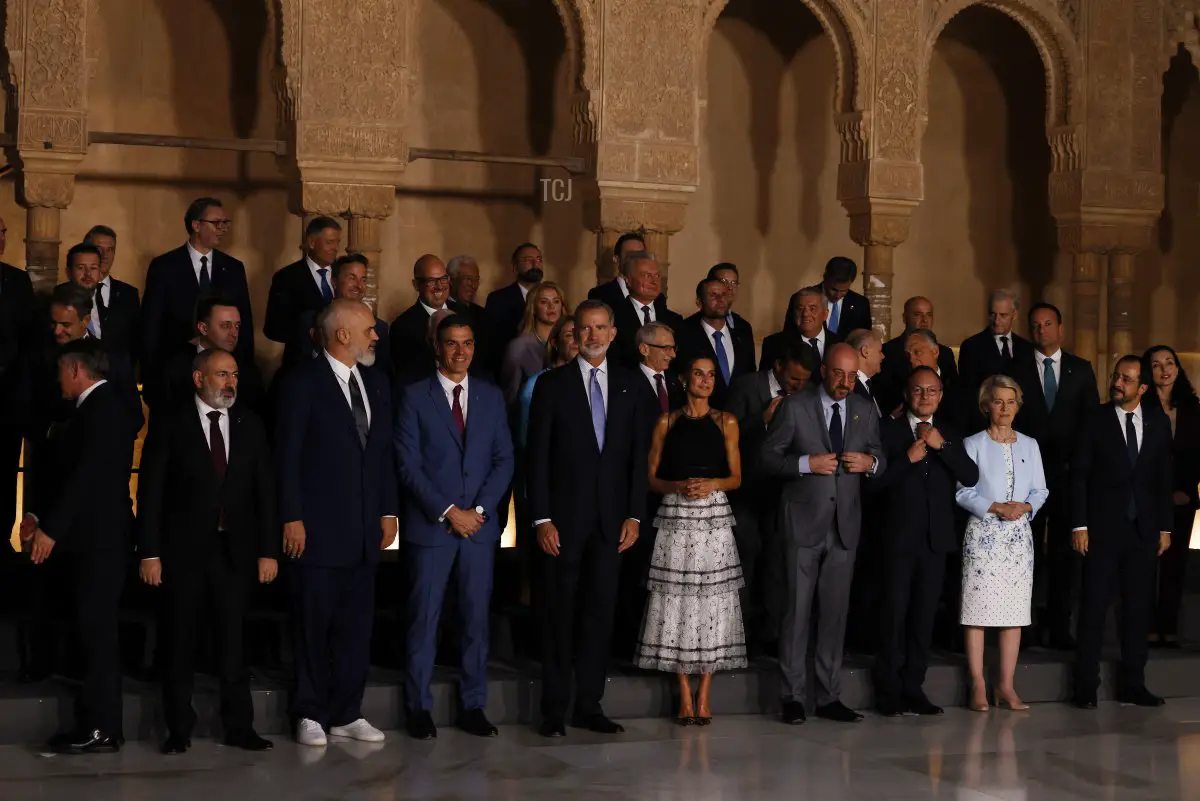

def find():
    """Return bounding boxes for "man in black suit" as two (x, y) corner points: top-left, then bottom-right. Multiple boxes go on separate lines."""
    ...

(957, 289), (1033, 432)
(611, 253), (682, 368)
(0, 221), (35, 545)
(898, 329), (967, 430)
(725, 339), (817, 655)
(291, 255), (392, 380)
(263, 216), (341, 369)
(588, 231), (649, 310)
(137, 348), (278, 755)
(447, 254), (496, 375)
(276, 299), (399, 746)
(1071, 355), (1173, 709)
(761, 286), (832, 371)
(391, 254), (454, 382)
(880, 296), (959, 406)
(871, 366), (978, 716)
(675, 277), (755, 409)
(142, 197), (255, 384)
(19, 339), (133, 754)
(708, 262), (755, 344)
(485, 242), (545, 351)
(819, 257), (871, 340)
(1012, 303), (1098, 650)
(528, 299), (649, 737)
(80, 229), (142, 367)
(846, 328), (885, 418)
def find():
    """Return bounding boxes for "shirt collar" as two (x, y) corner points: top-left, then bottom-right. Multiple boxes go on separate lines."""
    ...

(1118, 402), (1143, 422)
(616, 275), (630, 297)
(1036, 348), (1062, 364)
(419, 300), (448, 316)
(994, 332), (1013, 343)
(577, 355), (607, 379)
(907, 410), (933, 432)
(639, 362), (662, 383)
(857, 369), (873, 386)
(437, 370), (468, 395)
(306, 255), (331, 276)
(323, 349), (360, 386)
(195, 393), (226, 420)
(76, 379), (107, 408)
(767, 370), (783, 397)
(186, 241), (212, 264)
(818, 385), (843, 410)
(804, 328), (826, 346)
(700, 318), (727, 337)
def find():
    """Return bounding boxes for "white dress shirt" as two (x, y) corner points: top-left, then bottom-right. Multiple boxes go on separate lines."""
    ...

(803, 329), (828, 360)
(797, 386), (878, 475)
(420, 300), (449, 317)
(89, 277), (110, 339)
(519, 283), (531, 301)
(858, 370), (882, 415)
(701, 319), (735, 373)
(307, 255), (333, 293)
(907, 411), (934, 438)
(196, 394), (231, 461)
(638, 362), (666, 399)
(993, 332), (1014, 355)
(76, 379), (107, 408)
(629, 296), (657, 324)
(187, 242), (214, 284)
(436, 371), (469, 424)
(616, 275), (630, 298)
(1035, 349), (1062, 395)
(767, 370), (783, 398)
(323, 350), (372, 426)
(1072, 402), (1148, 533)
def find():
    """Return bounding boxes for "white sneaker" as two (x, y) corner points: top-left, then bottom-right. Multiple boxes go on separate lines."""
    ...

(296, 718), (327, 747)
(329, 718), (385, 743)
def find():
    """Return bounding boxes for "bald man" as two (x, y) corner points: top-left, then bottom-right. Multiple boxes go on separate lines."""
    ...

(390, 254), (456, 380)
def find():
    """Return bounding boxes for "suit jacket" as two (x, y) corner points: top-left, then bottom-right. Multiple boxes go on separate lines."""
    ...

(957, 328), (1033, 428)
(956, 431), (1049, 522)
(0, 263), (35, 414)
(725, 369), (783, 505)
(27, 382), (133, 554)
(484, 282), (527, 349)
(394, 375), (515, 547)
(137, 401), (279, 567)
(633, 366), (686, 422)
(142, 342), (266, 418)
(390, 301), (454, 380)
(760, 385), (884, 549)
(291, 309), (393, 381)
(879, 335), (959, 412)
(852, 375), (885, 418)
(825, 287), (871, 339)
(274, 356), (398, 567)
(142, 245), (255, 377)
(587, 278), (666, 311)
(527, 359), (649, 555)
(451, 299), (499, 376)
(1071, 403), (1173, 542)
(57, 278), (141, 368)
(1012, 350), (1099, 484)
(264, 259), (329, 368)
(611, 295), (683, 368)
(674, 313), (756, 409)
(872, 415), (978, 554)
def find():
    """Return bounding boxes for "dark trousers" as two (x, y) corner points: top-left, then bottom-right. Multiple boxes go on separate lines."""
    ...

(873, 547), (945, 704)
(1074, 521), (1158, 693)
(614, 506), (657, 659)
(1032, 476), (1078, 639)
(68, 551), (126, 736)
(0, 419), (19, 542)
(404, 540), (494, 712)
(1154, 505), (1196, 638)
(162, 544), (254, 738)
(540, 526), (621, 721)
(290, 564), (375, 728)
(731, 497), (785, 648)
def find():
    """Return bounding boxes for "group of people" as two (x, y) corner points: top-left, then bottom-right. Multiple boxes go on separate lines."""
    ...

(0, 196), (1195, 757)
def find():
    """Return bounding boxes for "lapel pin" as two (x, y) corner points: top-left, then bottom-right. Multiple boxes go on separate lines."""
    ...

(853, 415), (859, 422)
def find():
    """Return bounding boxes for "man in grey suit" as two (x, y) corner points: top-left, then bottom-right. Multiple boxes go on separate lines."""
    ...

(762, 342), (884, 724)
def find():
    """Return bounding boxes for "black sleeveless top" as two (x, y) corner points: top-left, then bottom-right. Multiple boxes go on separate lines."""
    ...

(655, 412), (730, 481)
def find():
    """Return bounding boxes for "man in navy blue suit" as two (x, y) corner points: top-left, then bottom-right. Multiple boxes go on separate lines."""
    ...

(275, 299), (399, 747)
(394, 314), (514, 740)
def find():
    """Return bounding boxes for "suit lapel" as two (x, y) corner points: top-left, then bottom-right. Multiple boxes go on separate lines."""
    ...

(570, 363), (601, 454)
(319, 359), (360, 444)
(428, 376), (464, 451)
(189, 408), (223, 491)
(806, 391), (832, 451)
(463, 381), (487, 456)
(756, 371), (773, 410)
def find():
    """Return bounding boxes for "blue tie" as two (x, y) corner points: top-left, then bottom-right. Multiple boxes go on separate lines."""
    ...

(712, 330), (732, 384)
(318, 268), (334, 303)
(589, 367), (606, 451)
(1042, 357), (1057, 411)
(829, 301), (840, 334)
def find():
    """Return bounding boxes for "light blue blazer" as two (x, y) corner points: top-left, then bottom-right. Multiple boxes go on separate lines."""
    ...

(955, 431), (1050, 521)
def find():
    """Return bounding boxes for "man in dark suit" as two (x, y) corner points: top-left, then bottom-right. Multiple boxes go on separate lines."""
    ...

(19, 339), (134, 754)
(957, 289), (1033, 432)
(589, 231), (650, 310)
(395, 315), (514, 740)
(292, 255), (392, 379)
(142, 197), (255, 383)
(611, 252), (683, 368)
(760, 286), (833, 372)
(79, 229), (142, 368)
(846, 328), (885, 418)
(880, 296), (959, 407)
(276, 299), (399, 746)
(0, 225), (35, 545)
(725, 339), (817, 656)
(1071, 355), (1173, 709)
(485, 242), (545, 351)
(390, 254), (454, 381)
(675, 277), (755, 409)
(895, 329), (967, 431)
(1012, 303), (1099, 650)
(528, 299), (649, 737)
(447, 254), (496, 375)
(871, 366), (978, 716)
(708, 262), (754, 344)
(818, 257), (871, 340)
(263, 216), (342, 369)
(136, 348), (278, 755)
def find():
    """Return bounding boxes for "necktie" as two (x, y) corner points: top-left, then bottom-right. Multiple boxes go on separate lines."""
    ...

(348, 372), (369, 449)
(655, 373), (669, 414)
(451, 384), (465, 436)
(207, 411), (227, 529)
(712, 330), (732, 384)
(198, 255), (211, 293)
(829, 401), (844, 454)
(589, 367), (606, 451)
(318, 268), (334, 303)
(88, 288), (102, 339)
(641, 305), (652, 326)
(94, 284), (106, 316)
(829, 302), (840, 334)
(1000, 336), (1012, 361)
(809, 338), (821, 362)
(1042, 357), (1058, 411)
(1125, 411), (1139, 519)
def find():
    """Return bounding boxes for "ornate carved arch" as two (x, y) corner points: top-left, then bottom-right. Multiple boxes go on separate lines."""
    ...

(925, 0), (1083, 133)
(699, 0), (871, 115)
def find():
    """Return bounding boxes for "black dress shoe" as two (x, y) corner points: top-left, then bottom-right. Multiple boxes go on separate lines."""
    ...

(49, 729), (121, 754)
(906, 697), (944, 716)
(223, 730), (273, 751)
(571, 713), (624, 734)
(1071, 692), (1098, 710)
(1117, 686), (1166, 707)
(781, 700), (806, 725)
(458, 708), (498, 738)
(875, 698), (905, 717)
(406, 710), (437, 740)
(162, 734), (191, 755)
(538, 718), (566, 738)
(816, 701), (864, 723)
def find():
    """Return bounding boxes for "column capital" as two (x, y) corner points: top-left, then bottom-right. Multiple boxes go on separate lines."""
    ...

(18, 162), (81, 210)
(583, 183), (692, 237)
(299, 181), (395, 220)
(844, 198), (918, 248)
(1055, 212), (1157, 255)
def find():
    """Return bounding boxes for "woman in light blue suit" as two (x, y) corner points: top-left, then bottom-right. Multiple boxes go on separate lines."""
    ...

(956, 375), (1049, 712)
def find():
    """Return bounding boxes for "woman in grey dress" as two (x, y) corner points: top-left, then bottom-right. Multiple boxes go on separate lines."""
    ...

(499, 281), (566, 407)
(956, 375), (1049, 712)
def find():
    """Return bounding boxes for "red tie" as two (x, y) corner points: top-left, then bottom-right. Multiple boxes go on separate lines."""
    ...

(452, 385), (465, 436)
(655, 373), (669, 414)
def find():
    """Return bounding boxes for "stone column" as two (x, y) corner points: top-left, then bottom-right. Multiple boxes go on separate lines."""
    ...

(584, 189), (688, 298)
(845, 198), (917, 340)
(1069, 249), (1102, 372)
(1106, 250), (1135, 362)
(20, 172), (77, 292)
(301, 182), (395, 315)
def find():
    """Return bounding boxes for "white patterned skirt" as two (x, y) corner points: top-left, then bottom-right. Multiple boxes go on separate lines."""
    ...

(960, 515), (1034, 628)
(635, 491), (748, 674)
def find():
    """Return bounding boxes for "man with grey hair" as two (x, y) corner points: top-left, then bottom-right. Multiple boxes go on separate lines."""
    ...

(760, 285), (831, 373)
(446, 254), (497, 374)
(957, 288), (1032, 432)
(845, 328), (884, 417)
(588, 231), (653, 310)
(611, 252), (682, 368)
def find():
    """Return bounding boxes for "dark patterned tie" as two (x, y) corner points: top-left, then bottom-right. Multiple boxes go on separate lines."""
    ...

(207, 411), (227, 529)
(655, 373), (669, 414)
(348, 372), (369, 449)
(641, 305), (652, 326)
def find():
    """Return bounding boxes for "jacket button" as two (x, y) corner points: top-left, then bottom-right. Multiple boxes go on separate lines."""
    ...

(829, 497), (835, 502)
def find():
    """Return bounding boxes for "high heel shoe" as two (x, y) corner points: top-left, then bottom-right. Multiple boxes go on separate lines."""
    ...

(695, 716), (712, 726)
(996, 694), (1030, 712)
(969, 684), (990, 712)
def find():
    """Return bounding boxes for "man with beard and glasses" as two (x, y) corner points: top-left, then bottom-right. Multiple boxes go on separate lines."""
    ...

(136, 348), (279, 755)
(485, 242), (545, 353)
(276, 299), (399, 747)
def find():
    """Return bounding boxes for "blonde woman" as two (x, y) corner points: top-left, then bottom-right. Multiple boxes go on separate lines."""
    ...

(500, 281), (567, 407)
(956, 375), (1049, 712)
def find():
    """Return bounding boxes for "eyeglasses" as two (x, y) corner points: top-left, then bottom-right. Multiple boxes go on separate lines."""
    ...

(645, 343), (677, 352)
(910, 386), (943, 397)
(456, 276), (481, 285)
(719, 278), (739, 288)
(200, 219), (233, 230)
(419, 276), (450, 287)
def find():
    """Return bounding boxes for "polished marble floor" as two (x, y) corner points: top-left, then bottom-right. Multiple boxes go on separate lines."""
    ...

(4, 700), (1200, 800)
